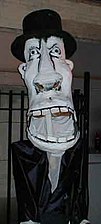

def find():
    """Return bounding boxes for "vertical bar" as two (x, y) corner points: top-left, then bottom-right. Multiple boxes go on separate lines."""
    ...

(73, 89), (80, 129)
(84, 71), (90, 216)
(79, 93), (84, 138)
(7, 90), (13, 224)
(20, 91), (24, 141)
(84, 72), (90, 152)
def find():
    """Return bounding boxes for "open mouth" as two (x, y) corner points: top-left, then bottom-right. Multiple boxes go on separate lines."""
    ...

(29, 106), (74, 118)
(28, 106), (78, 143)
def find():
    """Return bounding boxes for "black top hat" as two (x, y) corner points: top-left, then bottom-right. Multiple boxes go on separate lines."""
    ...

(11, 9), (77, 62)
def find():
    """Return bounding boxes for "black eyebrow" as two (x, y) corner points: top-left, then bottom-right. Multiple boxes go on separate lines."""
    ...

(48, 43), (58, 50)
(39, 39), (41, 49)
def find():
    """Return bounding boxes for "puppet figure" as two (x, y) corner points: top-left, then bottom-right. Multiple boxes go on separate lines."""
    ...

(11, 9), (90, 224)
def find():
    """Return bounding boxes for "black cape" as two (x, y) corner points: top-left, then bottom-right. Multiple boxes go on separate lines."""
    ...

(11, 138), (89, 224)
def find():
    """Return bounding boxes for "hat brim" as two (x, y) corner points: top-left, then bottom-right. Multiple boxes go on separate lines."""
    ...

(11, 30), (77, 62)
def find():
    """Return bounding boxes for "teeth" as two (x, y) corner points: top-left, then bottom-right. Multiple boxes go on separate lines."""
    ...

(37, 134), (57, 142)
(58, 137), (67, 143)
(33, 110), (41, 117)
(32, 107), (74, 117)
(37, 134), (47, 141)
(36, 134), (74, 143)
(66, 135), (74, 141)
(47, 136), (57, 142)
(68, 107), (74, 113)
(60, 107), (68, 113)
(42, 109), (50, 116)
(51, 107), (59, 114)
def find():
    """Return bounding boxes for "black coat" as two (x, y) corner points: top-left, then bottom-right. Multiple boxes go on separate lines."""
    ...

(11, 138), (89, 224)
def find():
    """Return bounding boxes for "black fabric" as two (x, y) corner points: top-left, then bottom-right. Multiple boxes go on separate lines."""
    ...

(11, 139), (89, 224)
(41, 212), (67, 224)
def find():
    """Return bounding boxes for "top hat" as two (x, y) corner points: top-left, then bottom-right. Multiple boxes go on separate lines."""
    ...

(11, 9), (77, 62)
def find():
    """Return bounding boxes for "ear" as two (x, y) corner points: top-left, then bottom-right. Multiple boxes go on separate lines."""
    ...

(18, 63), (27, 79)
(65, 59), (74, 71)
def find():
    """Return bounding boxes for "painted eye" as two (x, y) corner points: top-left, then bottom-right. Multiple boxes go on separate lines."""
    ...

(50, 47), (61, 57)
(29, 48), (40, 60)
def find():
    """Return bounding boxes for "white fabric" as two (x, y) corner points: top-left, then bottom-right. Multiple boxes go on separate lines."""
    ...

(80, 220), (90, 224)
(47, 152), (62, 192)
(68, 220), (90, 224)
(20, 220), (40, 224)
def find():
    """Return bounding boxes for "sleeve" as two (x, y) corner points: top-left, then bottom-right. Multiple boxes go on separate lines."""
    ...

(11, 140), (49, 223)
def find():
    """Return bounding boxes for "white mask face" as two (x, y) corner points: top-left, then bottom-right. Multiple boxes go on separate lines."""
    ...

(18, 36), (79, 154)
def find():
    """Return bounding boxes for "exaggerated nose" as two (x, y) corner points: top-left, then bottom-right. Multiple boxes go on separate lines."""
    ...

(33, 46), (62, 93)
